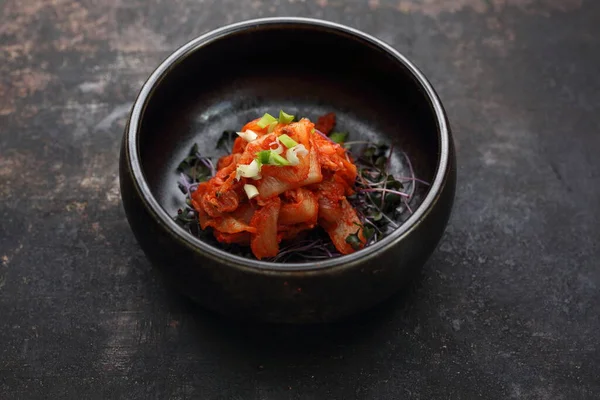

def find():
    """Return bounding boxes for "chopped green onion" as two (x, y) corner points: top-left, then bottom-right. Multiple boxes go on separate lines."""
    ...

(286, 144), (308, 166)
(257, 113), (277, 128)
(278, 134), (298, 149)
(236, 130), (258, 142)
(269, 152), (290, 166)
(329, 132), (348, 144)
(243, 184), (259, 199)
(235, 159), (262, 180)
(268, 138), (284, 154)
(256, 150), (290, 166)
(257, 150), (272, 165)
(279, 110), (295, 124)
(267, 121), (278, 133)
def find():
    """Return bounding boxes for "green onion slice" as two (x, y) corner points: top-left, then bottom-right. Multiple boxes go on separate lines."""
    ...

(278, 110), (295, 124)
(256, 150), (291, 166)
(269, 152), (290, 166)
(257, 113), (278, 128)
(278, 134), (298, 149)
(257, 150), (271, 165)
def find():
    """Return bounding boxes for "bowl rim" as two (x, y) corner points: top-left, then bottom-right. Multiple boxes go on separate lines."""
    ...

(124, 17), (450, 273)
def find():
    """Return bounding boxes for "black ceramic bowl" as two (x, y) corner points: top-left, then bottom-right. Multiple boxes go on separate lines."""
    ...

(120, 17), (456, 323)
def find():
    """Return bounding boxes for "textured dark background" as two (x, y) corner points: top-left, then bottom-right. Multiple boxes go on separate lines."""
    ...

(1, 0), (599, 399)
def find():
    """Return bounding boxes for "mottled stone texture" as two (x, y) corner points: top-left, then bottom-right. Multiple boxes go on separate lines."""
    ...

(1, 0), (599, 399)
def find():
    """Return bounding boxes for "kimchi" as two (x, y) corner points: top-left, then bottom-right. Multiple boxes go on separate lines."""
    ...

(190, 111), (366, 260)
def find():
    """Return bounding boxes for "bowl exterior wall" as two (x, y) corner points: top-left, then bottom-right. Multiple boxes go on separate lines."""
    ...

(119, 125), (456, 323)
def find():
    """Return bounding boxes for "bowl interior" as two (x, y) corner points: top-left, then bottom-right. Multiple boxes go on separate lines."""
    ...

(137, 21), (442, 261)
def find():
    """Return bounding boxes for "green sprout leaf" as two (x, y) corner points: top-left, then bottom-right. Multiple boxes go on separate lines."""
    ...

(329, 132), (348, 144)
(345, 228), (363, 251)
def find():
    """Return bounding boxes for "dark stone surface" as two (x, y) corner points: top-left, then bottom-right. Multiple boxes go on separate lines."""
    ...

(1, 0), (598, 398)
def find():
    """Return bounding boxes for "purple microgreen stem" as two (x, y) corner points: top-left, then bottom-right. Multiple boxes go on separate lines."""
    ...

(197, 153), (216, 177)
(359, 188), (410, 198)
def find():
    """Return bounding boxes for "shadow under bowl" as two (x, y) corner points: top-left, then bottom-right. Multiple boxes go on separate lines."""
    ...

(120, 17), (456, 323)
